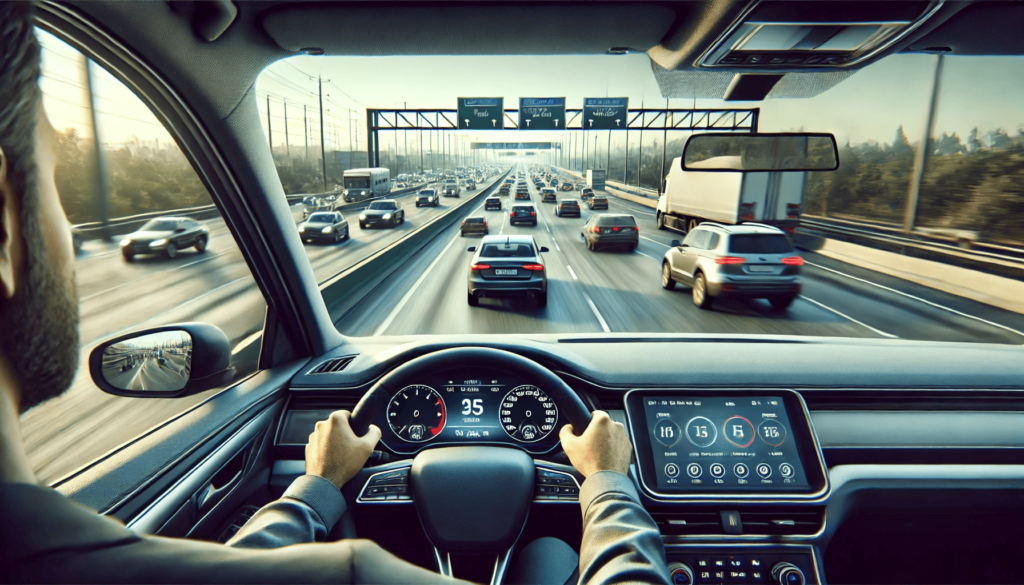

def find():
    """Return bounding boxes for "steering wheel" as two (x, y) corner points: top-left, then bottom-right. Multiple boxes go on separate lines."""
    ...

(349, 347), (592, 581)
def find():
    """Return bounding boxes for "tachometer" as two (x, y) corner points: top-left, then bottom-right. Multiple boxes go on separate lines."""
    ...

(387, 385), (446, 442)
(501, 385), (557, 442)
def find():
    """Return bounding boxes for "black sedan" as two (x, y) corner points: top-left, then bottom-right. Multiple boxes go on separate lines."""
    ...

(581, 214), (639, 252)
(359, 200), (405, 229)
(484, 196), (502, 210)
(460, 217), (489, 237)
(120, 217), (209, 261)
(555, 199), (581, 217)
(588, 195), (609, 210)
(297, 211), (349, 244)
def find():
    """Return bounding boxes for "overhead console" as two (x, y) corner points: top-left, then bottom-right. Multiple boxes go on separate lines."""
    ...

(625, 389), (829, 502)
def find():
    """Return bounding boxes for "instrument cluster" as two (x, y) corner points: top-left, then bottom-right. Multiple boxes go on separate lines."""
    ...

(375, 368), (562, 455)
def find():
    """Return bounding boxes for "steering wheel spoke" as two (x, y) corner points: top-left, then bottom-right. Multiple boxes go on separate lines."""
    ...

(433, 545), (515, 585)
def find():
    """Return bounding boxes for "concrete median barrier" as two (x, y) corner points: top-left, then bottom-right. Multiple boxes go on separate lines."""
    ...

(320, 170), (512, 322)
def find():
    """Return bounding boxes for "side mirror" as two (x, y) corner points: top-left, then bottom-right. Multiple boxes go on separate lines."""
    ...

(671, 239), (682, 247)
(539, 246), (550, 253)
(175, 227), (186, 233)
(89, 323), (233, 398)
(467, 246), (477, 252)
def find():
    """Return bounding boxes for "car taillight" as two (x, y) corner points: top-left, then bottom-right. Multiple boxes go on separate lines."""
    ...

(470, 263), (490, 271)
(522, 264), (544, 271)
(715, 256), (746, 265)
(612, 227), (620, 232)
(510, 212), (514, 218)
(483, 221), (487, 228)
(781, 256), (804, 266)
(531, 211), (536, 216)
(634, 226), (640, 232)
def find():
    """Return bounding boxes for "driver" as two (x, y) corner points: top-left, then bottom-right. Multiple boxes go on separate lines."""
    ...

(0, 4), (670, 584)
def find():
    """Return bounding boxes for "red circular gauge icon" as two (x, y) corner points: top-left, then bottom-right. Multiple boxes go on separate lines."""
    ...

(722, 415), (755, 448)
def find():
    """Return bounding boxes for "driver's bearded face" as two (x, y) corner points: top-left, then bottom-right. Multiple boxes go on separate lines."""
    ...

(1, 107), (80, 413)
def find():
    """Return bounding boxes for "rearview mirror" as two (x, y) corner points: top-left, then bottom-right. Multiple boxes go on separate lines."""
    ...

(467, 246), (477, 252)
(682, 133), (838, 172)
(89, 323), (232, 398)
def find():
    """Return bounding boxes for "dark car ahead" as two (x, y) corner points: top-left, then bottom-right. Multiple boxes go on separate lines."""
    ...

(359, 199), (405, 229)
(461, 217), (489, 237)
(581, 188), (595, 201)
(555, 199), (581, 217)
(298, 211), (349, 244)
(541, 188), (557, 203)
(416, 189), (439, 207)
(514, 191), (531, 201)
(510, 204), (537, 226)
(467, 235), (550, 307)
(120, 217), (209, 261)
(484, 196), (502, 211)
(559, 182), (574, 192)
(589, 195), (609, 210)
(581, 214), (639, 252)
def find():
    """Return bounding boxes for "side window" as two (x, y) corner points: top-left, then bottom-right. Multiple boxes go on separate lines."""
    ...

(682, 229), (701, 247)
(707, 233), (721, 249)
(691, 230), (712, 250)
(25, 30), (268, 485)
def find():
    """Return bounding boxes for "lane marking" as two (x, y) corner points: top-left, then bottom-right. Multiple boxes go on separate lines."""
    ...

(805, 260), (1024, 338)
(553, 239), (561, 252)
(641, 235), (669, 246)
(567, 265), (578, 280)
(798, 295), (898, 339)
(231, 330), (263, 356)
(636, 250), (659, 261)
(80, 251), (226, 302)
(374, 232), (461, 336)
(584, 293), (611, 332)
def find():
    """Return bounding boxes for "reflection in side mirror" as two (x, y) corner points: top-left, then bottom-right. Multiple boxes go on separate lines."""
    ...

(102, 330), (192, 392)
(670, 239), (681, 248)
(90, 323), (232, 398)
(467, 246), (477, 252)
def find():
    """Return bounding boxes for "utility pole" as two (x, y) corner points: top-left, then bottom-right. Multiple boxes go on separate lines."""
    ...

(304, 104), (309, 164)
(606, 129), (611, 171)
(637, 100), (644, 188)
(318, 75), (327, 192)
(266, 95), (273, 163)
(660, 99), (669, 195)
(623, 123), (629, 184)
(82, 56), (111, 241)
(419, 126), (424, 172)
(283, 99), (291, 167)
(904, 53), (945, 234)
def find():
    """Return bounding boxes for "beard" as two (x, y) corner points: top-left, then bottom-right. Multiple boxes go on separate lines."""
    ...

(1, 186), (80, 414)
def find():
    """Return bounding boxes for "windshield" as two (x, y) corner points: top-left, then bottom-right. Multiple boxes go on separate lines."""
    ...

(308, 213), (335, 223)
(369, 201), (396, 210)
(480, 243), (534, 257)
(139, 219), (178, 231)
(259, 53), (1024, 344)
(345, 177), (370, 188)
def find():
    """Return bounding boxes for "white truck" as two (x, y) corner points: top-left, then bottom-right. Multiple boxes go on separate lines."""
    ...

(343, 168), (391, 203)
(586, 169), (607, 191)
(656, 156), (805, 233)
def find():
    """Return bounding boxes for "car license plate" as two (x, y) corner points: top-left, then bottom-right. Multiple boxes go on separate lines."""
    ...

(748, 265), (774, 273)
(494, 269), (517, 276)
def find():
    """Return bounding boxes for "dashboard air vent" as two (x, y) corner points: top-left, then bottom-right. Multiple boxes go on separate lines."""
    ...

(307, 355), (357, 374)
(739, 508), (825, 536)
(652, 511), (724, 535)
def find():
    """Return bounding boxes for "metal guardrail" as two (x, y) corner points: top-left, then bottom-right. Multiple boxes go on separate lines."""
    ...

(798, 214), (1024, 271)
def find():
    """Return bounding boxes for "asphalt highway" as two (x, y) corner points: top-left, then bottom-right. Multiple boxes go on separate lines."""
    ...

(21, 164), (1024, 485)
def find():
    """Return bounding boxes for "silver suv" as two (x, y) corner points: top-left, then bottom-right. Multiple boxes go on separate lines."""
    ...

(661, 223), (803, 310)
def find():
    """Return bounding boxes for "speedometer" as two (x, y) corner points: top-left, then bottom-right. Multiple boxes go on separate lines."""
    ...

(501, 385), (558, 442)
(387, 385), (446, 442)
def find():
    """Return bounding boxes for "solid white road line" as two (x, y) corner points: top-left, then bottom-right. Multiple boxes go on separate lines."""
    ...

(567, 265), (578, 280)
(374, 199), (489, 336)
(584, 293), (611, 332)
(641, 235), (668, 246)
(81, 252), (226, 302)
(636, 250), (658, 261)
(805, 260), (1024, 338)
(231, 330), (264, 356)
(799, 295), (898, 339)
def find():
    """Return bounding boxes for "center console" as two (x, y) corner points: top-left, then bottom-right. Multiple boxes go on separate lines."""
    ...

(624, 389), (830, 584)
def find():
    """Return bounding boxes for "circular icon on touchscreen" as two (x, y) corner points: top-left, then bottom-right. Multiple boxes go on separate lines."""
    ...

(757, 420), (788, 447)
(685, 416), (717, 448)
(722, 415), (755, 448)
(653, 419), (681, 447)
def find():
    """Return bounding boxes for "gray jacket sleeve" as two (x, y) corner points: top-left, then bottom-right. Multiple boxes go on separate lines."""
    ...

(227, 474), (346, 549)
(577, 471), (672, 585)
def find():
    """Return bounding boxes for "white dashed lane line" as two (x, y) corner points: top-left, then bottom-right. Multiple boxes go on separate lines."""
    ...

(584, 293), (611, 332)
(567, 265), (578, 280)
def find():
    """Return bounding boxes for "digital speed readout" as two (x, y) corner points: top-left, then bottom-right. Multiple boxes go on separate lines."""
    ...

(642, 396), (809, 491)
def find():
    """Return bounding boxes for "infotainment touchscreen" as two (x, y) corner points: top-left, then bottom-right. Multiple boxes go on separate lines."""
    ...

(631, 393), (817, 494)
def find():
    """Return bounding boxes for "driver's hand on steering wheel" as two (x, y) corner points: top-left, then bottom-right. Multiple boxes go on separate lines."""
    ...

(560, 410), (632, 478)
(306, 410), (382, 488)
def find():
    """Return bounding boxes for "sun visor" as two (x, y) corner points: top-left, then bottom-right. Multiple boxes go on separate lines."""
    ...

(260, 3), (677, 56)
(651, 61), (857, 100)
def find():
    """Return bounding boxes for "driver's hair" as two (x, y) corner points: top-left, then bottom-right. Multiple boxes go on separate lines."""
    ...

(0, 2), (43, 251)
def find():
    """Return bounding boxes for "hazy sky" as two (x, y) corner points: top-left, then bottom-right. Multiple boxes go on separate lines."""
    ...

(38, 27), (1024, 152)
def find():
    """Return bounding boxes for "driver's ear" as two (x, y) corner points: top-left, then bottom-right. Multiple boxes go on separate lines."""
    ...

(0, 146), (19, 302)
